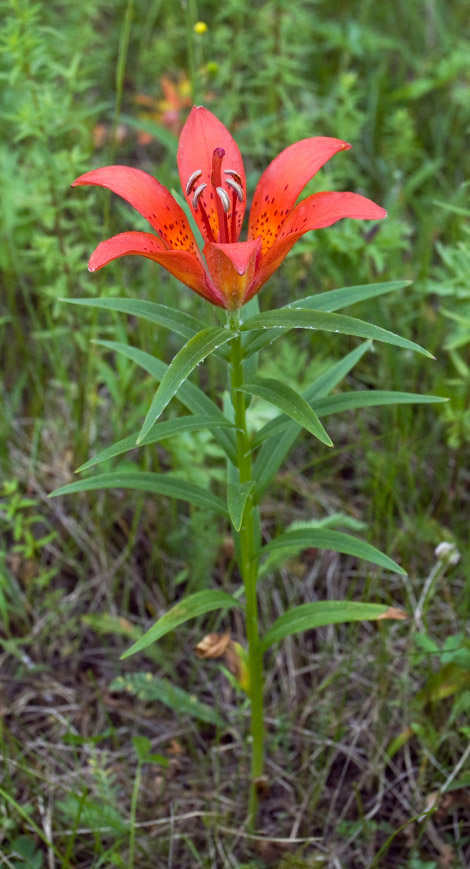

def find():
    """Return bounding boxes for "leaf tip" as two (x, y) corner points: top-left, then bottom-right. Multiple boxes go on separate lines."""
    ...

(377, 606), (408, 621)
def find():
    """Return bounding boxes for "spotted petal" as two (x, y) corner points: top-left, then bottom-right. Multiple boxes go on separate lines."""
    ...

(246, 191), (387, 301)
(88, 231), (223, 305)
(247, 138), (351, 255)
(72, 166), (201, 256)
(177, 107), (246, 242)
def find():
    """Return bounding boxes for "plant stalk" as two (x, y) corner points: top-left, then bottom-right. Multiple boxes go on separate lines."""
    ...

(228, 313), (264, 824)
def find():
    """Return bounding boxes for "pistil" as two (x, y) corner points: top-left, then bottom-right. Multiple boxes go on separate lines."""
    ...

(185, 150), (244, 244)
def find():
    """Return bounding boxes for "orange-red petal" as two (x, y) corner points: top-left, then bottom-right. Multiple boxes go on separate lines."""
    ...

(247, 137), (351, 255)
(246, 191), (387, 300)
(204, 240), (261, 310)
(177, 107), (246, 242)
(88, 231), (223, 306)
(72, 166), (200, 256)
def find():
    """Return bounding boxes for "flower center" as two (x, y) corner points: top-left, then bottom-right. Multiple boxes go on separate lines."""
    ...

(185, 148), (244, 244)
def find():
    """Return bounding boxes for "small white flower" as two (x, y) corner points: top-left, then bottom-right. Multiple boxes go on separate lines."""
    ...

(434, 541), (460, 566)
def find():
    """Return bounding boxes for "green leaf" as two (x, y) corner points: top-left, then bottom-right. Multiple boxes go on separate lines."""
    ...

(241, 378), (333, 446)
(49, 470), (229, 516)
(97, 340), (237, 462)
(76, 414), (234, 473)
(121, 590), (243, 658)
(252, 343), (370, 502)
(261, 601), (406, 652)
(227, 481), (255, 532)
(289, 280), (411, 312)
(257, 528), (406, 576)
(242, 281), (410, 357)
(63, 297), (205, 340)
(252, 390), (447, 448)
(113, 673), (224, 727)
(137, 327), (234, 443)
(241, 308), (433, 358)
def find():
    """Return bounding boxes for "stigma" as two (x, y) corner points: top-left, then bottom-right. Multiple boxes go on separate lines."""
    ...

(185, 148), (244, 244)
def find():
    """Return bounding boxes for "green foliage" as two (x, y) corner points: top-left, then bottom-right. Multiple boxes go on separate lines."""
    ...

(260, 601), (402, 652)
(111, 671), (225, 725)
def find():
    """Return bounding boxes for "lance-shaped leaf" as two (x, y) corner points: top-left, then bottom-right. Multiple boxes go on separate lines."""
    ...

(97, 340), (237, 463)
(257, 528), (406, 577)
(227, 481), (255, 532)
(243, 281), (411, 357)
(137, 327), (235, 443)
(240, 378), (333, 447)
(252, 343), (370, 502)
(121, 590), (244, 658)
(77, 414), (234, 473)
(63, 297), (205, 340)
(49, 470), (229, 516)
(289, 280), (411, 312)
(240, 308), (433, 358)
(252, 390), (448, 448)
(261, 601), (407, 652)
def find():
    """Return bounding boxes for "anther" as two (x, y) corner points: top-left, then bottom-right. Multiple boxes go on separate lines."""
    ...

(185, 169), (203, 196)
(216, 187), (230, 213)
(224, 169), (242, 185)
(192, 182), (207, 209)
(225, 177), (243, 201)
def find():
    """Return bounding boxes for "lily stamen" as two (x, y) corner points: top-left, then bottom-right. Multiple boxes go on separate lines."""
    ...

(185, 169), (203, 195)
(225, 177), (243, 201)
(192, 182), (207, 209)
(216, 187), (230, 213)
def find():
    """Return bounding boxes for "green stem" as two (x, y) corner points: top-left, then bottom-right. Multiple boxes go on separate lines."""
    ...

(228, 312), (264, 824)
(129, 758), (142, 869)
(185, 0), (200, 102)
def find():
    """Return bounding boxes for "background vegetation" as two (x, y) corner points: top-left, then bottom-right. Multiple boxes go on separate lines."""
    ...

(1, 0), (469, 866)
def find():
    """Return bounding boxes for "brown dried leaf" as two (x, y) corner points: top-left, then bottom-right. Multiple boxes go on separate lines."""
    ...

(167, 738), (184, 756)
(194, 631), (231, 659)
(376, 606), (408, 621)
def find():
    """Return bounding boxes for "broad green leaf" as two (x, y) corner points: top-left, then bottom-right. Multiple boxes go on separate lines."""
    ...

(97, 340), (237, 462)
(242, 281), (410, 357)
(252, 343), (370, 502)
(252, 390), (447, 448)
(227, 481), (255, 532)
(63, 297), (205, 340)
(121, 590), (243, 658)
(49, 470), (229, 516)
(137, 327), (234, 443)
(241, 308), (433, 358)
(261, 601), (407, 652)
(77, 414), (234, 473)
(241, 378), (333, 447)
(111, 673), (225, 726)
(257, 528), (406, 576)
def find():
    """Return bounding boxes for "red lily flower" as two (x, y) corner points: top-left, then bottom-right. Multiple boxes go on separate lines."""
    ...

(73, 107), (386, 310)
